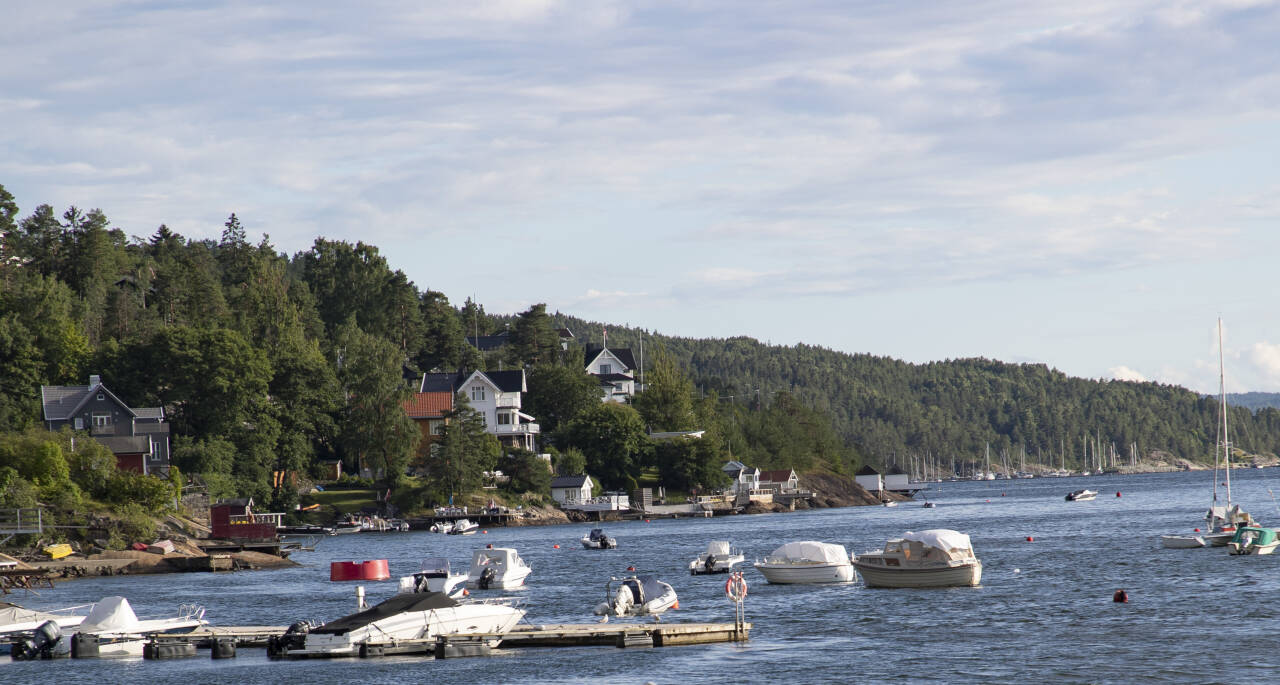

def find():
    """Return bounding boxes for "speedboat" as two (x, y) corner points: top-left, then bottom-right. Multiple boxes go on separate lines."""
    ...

(448, 519), (479, 535)
(269, 591), (525, 658)
(689, 541), (745, 575)
(66, 597), (207, 657)
(853, 529), (983, 588)
(1065, 489), (1097, 501)
(1161, 534), (1206, 549)
(0, 602), (94, 656)
(1227, 526), (1280, 556)
(594, 575), (678, 618)
(753, 541), (855, 584)
(430, 521), (453, 534)
(398, 557), (467, 598)
(466, 547), (532, 590)
(581, 528), (617, 549)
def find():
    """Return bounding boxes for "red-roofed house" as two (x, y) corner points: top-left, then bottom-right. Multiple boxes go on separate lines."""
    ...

(402, 389), (454, 460)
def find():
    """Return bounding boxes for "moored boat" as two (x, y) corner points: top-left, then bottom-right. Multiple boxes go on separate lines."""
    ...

(398, 557), (467, 598)
(594, 575), (678, 618)
(853, 530), (982, 588)
(1065, 489), (1097, 502)
(753, 541), (854, 584)
(689, 541), (745, 575)
(1226, 526), (1280, 556)
(448, 519), (479, 535)
(1160, 534), (1206, 549)
(466, 547), (532, 590)
(581, 528), (617, 549)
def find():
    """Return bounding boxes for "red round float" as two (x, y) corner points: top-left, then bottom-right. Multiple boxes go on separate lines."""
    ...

(330, 559), (390, 581)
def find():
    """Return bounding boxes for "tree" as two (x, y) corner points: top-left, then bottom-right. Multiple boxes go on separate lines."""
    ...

(552, 447), (587, 476)
(507, 303), (560, 367)
(526, 363), (600, 434)
(559, 403), (649, 489)
(416, 290), (465, 372)
(427, 394), (500, 500)
(332, 318), (418, 484)
(631, 343), (696, 432)
(497, 449), (552, 494)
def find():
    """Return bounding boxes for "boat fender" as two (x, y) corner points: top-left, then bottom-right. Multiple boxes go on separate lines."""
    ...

(1113, 589), (1128, 603)
(70, 633), (100, 659)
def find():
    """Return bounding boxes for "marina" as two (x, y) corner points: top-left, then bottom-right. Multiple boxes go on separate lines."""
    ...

(7, 469), (1280, 681)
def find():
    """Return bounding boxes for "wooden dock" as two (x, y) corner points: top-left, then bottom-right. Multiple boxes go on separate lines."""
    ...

(166, 626), (288, 648)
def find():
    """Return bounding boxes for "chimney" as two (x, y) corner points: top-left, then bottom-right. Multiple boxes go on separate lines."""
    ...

(89, 374), (101, 387)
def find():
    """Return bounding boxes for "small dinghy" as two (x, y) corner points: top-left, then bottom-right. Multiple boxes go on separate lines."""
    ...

(1160, 534), (1206, 549)
(689, 541), (744, 575)
(581, 528), (617, 549)
(1065, 489), (1098, 502)
(594, 575), (678, 619)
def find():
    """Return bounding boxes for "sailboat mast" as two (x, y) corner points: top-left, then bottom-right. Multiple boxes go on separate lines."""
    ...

(1219, 318), (1232, 506)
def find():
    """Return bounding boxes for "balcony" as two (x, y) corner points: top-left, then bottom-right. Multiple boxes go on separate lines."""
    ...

(90, 425), (114, 436)
(495, 396), (519, 408)
(494, 423), (540, 435)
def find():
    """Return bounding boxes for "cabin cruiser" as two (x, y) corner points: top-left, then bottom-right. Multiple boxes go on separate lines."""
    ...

(466, 547), (532, 590)
(269, 591), (525, 658)
(753, 541), (855, 584)
(593, 575), (678, 619)
(581, 528), (617, 549)
(448, 519), (479, 535)
(853, 529), (983, 588)
(1065, 489), (1098, 502)
(689, 541), (745, 575)
(398, 557), (467, 598)
(51, 597), (207, 658)
(1226, 526), (1280, 556)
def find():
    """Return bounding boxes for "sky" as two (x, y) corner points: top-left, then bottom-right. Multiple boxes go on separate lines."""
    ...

(3, 1), (1280, 393)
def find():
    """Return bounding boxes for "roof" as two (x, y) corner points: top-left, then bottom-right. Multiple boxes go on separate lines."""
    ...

(556, 327), (574, 339)
(421, 372), (460, 393)
(214, 497), (253, 508)
(465, 330), (510, 351)
(759, 469), (797, 483)
(551, 475), (591, 488)
(887, 465), (908, 475)
(402, 392), (453, 418)
(96, 435), (151, 455)
(595, 372), (634, 382)
(483, 370), (526, 393)
(856, 465), (881, 476)
(41, 380), (149, 422)
(584, 346), (637, 372)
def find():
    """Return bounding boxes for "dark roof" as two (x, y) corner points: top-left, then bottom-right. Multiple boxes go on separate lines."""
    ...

(310, 592), (458, 635)
(466, 331), (510, 351)
(214, 497), (253, 508)
(556, 328), (574, 339)
(595, 373), (633, 382)
(887, 465), (909, 475)
(427, 370), (527, 394)
(855, 465), (881, 476)
(421, 372), (460, 393)
(41, 380), (152, 422)
(759, 469), (796, 483)
(551, 475), (591, 488)
(584, 347), (637, 371)
(483, 370), (526, 393)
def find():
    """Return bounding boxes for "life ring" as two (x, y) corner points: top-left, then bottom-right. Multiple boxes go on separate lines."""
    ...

(724, 572), (747, 601)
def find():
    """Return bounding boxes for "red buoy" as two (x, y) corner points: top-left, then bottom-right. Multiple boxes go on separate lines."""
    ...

(486, 543), (493, 549)
(1001, 493), (1006, 497)
(1113, 589), (1128, 603)
(1116, 492), (1122, 498)
(627, 565), (636, 571)
(329, 559), (390, 582)
(1194, 528), (1201, 533)
(1026, 536), (1034, 542)
(645, 519), (651, 523)
(553, 544), (560, 549)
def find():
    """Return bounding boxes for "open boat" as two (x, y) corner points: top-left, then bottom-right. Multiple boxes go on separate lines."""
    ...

(448, 519), (479, 535)
(581, 528), (617, 549)
(466, 547), (532, 590)
(0, 602), (94, 657)
(1161, 534), (1207, 549)
(398, 557), (467, 598)
(270, 591), (524, 658)
(853, 529), (982, 588)
(753, 541), (855, 584)
(594, 575), (678, 618)
(1226, 526), (1280, 556)
(689, 541), (745, 575)
(1065, 489), (1097, 502)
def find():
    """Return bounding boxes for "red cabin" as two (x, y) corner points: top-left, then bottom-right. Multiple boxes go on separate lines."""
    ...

(210, 497), (281, 540)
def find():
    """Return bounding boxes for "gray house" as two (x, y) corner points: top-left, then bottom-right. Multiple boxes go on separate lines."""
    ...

(41, 374), (171, 476)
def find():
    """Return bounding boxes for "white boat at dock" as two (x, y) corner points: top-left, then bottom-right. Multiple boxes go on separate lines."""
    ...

(65, 596), (207, 657)
(853, 529), (982, 588)
(753, 541), (855, 584)
(448, 519), (479, 535)
(466, 547), (532, 590)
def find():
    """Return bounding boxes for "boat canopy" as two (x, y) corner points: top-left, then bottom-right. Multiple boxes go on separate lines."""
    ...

(471, 547), (521, 571)
(902, 530), (973, 555)
(589, 529), (608, 540)
(310, 592), (458, 636)
(705, 541), (731, 556)
(768, 541), (849, 564)
(1230, 526), (1277, 546)
(621, 575), (664, 603)
(420, 557), (451, 575)
(78, 596), (141, 634)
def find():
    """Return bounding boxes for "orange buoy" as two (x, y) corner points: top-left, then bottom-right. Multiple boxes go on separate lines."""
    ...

(483, 530), (488, 534)
(627, 565), (636, 571)
(1026, 536), (1034, 542)
(672, 600), (679, 610)
(1113, 589), (1128, 603)
(553, 544), (560, 549)
(1116, 492), (1121, 498)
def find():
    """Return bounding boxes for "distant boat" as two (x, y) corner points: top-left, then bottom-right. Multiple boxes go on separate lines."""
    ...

(1227, 526), (1280, 555)
(689, 541), (744, 575)
(1161, 534), (1206, 549)
(1065, 489), (1097, 502)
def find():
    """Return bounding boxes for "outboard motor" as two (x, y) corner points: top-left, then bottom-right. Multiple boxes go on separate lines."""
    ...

(478, 567), (496, 590)
(267, 620), (313, 658)
(11, 620), (62, 661)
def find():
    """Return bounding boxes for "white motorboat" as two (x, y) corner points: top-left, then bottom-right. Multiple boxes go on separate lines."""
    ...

(0, 602), (94, 657)
(271, 591), (525, 658)
(882, 500), (898, 508)
(853, 529), (983, 588)
(1161, 534), (1207, 549)
(1227, 527), (1280, 556)
(1065, 489), (1097, 502)
(398, 557), (468, 598)
(68, 596), (207, 657)
(753, 541), (855, 584)
(689, 541), (745, 575)
(581, 528), (617, 549)
(594, 575), (678, 618)
(448, 519), (479, 535)
(430, 521), (453, 534)
(466, 547), (532, 590)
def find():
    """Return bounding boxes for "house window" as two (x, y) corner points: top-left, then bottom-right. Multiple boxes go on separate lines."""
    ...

(471, 386), (486, 401)
(600, 364), (611, 374)
(497, 413), (512, 425)
(96, 393), (104, 400)
(74, 417), (84, 430)
(93, 413), (111, 428)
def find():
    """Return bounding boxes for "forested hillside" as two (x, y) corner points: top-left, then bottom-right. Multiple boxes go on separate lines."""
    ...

(1226, 393), (1280, 412)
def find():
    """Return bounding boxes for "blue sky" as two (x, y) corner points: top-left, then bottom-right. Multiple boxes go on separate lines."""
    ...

(4, 1), (1280, 392)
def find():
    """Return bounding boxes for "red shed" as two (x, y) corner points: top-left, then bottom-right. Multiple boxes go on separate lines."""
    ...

(210, 497), (281, 540)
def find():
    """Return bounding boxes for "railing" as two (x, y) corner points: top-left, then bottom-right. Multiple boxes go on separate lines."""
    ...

(0, 508), (43, 535)
(494, 423), (540, 435)
(228, 512), (285, 527)
(495, 397), (519, 408)
(90, 425), (114, 436)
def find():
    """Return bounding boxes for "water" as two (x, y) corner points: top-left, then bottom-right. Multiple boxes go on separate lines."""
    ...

(5, 469), (1280, 683)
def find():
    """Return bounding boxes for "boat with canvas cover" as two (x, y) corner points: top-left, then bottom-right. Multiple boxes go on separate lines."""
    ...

(67, 596), (207, 657)
(753, 541), (855, 584)
(466, 547), (532, 590)
(853, 529), (983, 588)
(594, 575), (678, 618)
(689, 541), (745, 575)
(271, 591), (524, 658)
(0, 602), (94, 656)
(1226, 526), (1280, 556)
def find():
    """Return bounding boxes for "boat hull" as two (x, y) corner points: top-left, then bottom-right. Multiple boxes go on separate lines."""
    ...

(854, 561), (982, 588)
(754, 562), (854, 584)
(466, 567), (531, 590)
(1205, 532), (1235, 547)
(1161, 535), (1206, 549)
(291, 603), (524, 657)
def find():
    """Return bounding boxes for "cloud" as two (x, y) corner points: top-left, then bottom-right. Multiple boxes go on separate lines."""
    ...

(1246, 342), (1280, 387)
(1109, 366), (1148, 382)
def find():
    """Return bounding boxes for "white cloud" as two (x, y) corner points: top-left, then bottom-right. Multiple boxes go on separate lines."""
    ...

(1246, 342), (1280, 387)
(1109, 366), (1148, 382)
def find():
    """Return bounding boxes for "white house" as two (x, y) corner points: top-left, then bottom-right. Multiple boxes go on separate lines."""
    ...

(884, 466), (910, 491)
(855, 465), (883, 493)
(422, 369), (540, 452)
(722, 460), (760, 495)
(584, 345), (637, 402)
(759, 469), (800, 493)
(550, 475), (593, 505)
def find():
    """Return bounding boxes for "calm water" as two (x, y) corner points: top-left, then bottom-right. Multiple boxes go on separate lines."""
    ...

(5, 468), (1280, 683)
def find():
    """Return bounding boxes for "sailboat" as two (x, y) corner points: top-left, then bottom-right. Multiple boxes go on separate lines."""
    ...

(1162, 319), (1256, 549)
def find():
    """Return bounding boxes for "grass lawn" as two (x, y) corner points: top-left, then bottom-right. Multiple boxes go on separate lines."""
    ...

(303, 488), (379, 516)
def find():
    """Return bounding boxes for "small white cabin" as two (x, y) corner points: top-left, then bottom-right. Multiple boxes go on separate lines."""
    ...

(855, 465), (883, 492)
(550, 475), (593, 505)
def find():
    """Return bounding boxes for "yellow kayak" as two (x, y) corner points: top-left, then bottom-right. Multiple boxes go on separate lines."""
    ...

(42, 543), (73, 559)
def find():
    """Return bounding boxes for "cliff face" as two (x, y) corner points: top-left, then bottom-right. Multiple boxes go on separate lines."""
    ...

(798, 472), (909, 508)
